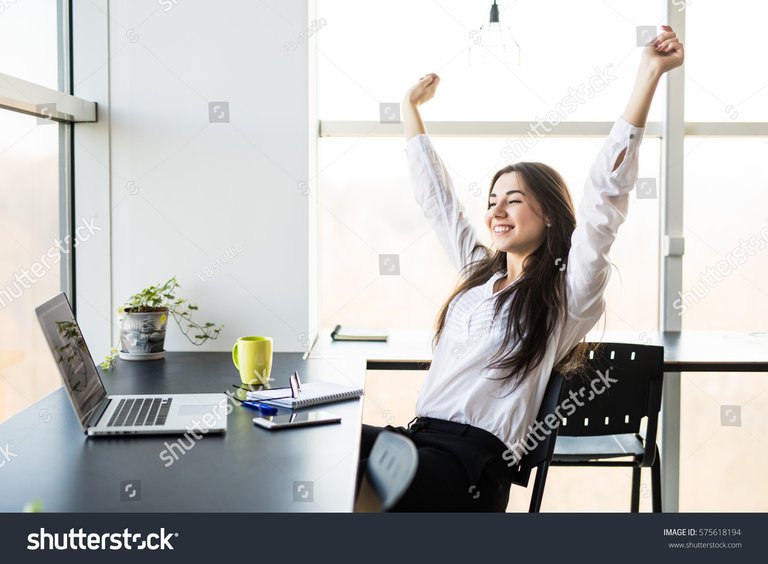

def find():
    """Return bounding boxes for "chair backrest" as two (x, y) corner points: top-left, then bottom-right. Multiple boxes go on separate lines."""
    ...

(508, 372), (565, 488)
(558, 342), (664, 450)
(362, 431), (418, 511)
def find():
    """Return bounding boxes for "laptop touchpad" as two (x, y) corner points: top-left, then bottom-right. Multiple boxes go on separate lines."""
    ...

(178, 404), (216, 415)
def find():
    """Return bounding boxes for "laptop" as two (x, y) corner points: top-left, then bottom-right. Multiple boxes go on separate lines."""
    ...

(35, 293), (227, 437)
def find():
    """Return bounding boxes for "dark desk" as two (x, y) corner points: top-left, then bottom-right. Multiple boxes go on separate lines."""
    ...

(0, 352), (365, 512)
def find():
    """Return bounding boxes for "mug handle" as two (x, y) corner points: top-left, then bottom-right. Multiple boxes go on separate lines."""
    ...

(232, 342), (239, 369)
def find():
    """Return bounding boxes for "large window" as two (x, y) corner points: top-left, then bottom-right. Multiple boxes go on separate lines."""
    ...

(0, 0), (60, 88)
(676, 0), (768, 512)
(0, 0), (69, 422)
(678, 137), (768, 511)
(318, 136), (661, 333)
(680, 139), (768, 330)
(317, 0), (665, 122)
(0, 112), (61, 423)
(317, 0), (665, 335)
(685, 0), (768, 122)
(318, 0), (768, 512)
(317, 0), (666, 513)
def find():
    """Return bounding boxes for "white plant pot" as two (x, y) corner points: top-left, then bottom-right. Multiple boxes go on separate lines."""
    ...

(118, 309), (168, 361)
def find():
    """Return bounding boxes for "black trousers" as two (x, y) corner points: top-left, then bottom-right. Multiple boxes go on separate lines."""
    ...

(357, 417), (513, 512)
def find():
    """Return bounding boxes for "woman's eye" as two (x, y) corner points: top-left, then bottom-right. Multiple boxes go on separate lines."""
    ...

(487, 200), (521, 209)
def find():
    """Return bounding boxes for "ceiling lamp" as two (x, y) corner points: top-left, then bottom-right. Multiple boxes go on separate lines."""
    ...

(469, 1), (521, 66)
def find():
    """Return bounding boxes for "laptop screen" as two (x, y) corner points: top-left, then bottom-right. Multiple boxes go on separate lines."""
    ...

(35, 293), (107, 430)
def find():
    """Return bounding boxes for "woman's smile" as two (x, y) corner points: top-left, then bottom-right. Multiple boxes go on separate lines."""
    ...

(492, 226), (515, 236)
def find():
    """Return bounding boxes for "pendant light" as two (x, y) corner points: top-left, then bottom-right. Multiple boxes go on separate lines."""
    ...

(469, 0), (521, 66)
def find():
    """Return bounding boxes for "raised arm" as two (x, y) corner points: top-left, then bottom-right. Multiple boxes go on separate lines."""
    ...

(624, 25), (684, 126)
(557, 25), (684, 354)
(402, 73), (485, 271)
(613, 25), (684, 168)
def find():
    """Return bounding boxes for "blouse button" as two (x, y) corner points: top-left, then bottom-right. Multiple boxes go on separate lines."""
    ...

(629, 134), (635, 139)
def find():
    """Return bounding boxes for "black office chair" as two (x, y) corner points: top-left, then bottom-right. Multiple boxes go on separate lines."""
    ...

(507, 371), (566, 512)
(551, 342), (664, 512)
(354, 430), (419, 512)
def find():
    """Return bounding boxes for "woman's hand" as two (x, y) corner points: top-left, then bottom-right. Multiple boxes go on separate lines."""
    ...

(641, 25), (684, 75)
(622, 25), (685, 127)
(404, 73), (440, 107)
(402, 73), (440, 140)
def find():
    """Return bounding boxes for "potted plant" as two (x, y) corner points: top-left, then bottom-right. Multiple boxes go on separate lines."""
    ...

(101, 276), (222, 369)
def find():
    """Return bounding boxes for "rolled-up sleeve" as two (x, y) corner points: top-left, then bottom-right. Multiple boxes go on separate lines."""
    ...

(557, 116), (645, 357)
(405, 135), (485, 272)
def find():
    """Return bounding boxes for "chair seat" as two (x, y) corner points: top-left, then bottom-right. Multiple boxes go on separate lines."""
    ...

(552, 433), (644, 462)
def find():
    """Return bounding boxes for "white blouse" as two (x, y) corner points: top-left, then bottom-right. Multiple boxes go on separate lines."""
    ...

(404, 116), (644, 455)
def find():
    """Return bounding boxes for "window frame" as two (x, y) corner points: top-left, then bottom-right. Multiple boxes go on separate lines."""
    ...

(0, 0), (97, 312)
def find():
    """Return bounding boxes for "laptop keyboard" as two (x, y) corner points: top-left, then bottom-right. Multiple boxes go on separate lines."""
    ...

(107, 398), (173, 427)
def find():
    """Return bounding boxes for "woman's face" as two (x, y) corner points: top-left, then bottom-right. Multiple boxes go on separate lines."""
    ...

(485, 171), (549, 256)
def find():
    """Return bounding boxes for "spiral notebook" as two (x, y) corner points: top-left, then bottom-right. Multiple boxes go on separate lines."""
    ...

(246, 381), (363, 409)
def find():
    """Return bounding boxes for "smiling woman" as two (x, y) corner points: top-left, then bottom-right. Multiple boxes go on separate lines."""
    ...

(357, 26), (684, 511)
(429, 154), (583, 388)
(485, 164), (570, 280)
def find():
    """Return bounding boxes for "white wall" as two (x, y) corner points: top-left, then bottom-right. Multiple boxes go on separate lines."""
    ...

(74, 0), (318, 355)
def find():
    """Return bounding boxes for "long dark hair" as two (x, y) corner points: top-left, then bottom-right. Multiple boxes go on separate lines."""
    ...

(432, 162), (589, 390)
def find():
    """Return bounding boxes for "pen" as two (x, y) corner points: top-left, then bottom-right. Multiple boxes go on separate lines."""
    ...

(294, 370), (302, 393)
(238, 400), (278, 415)
(226, 391), (279, 414)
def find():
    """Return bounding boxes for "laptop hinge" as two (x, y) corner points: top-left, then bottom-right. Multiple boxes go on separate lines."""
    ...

(86, 397), (112, 429)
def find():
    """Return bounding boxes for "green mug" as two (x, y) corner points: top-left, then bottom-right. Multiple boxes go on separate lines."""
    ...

(232, 336), (273, 387)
